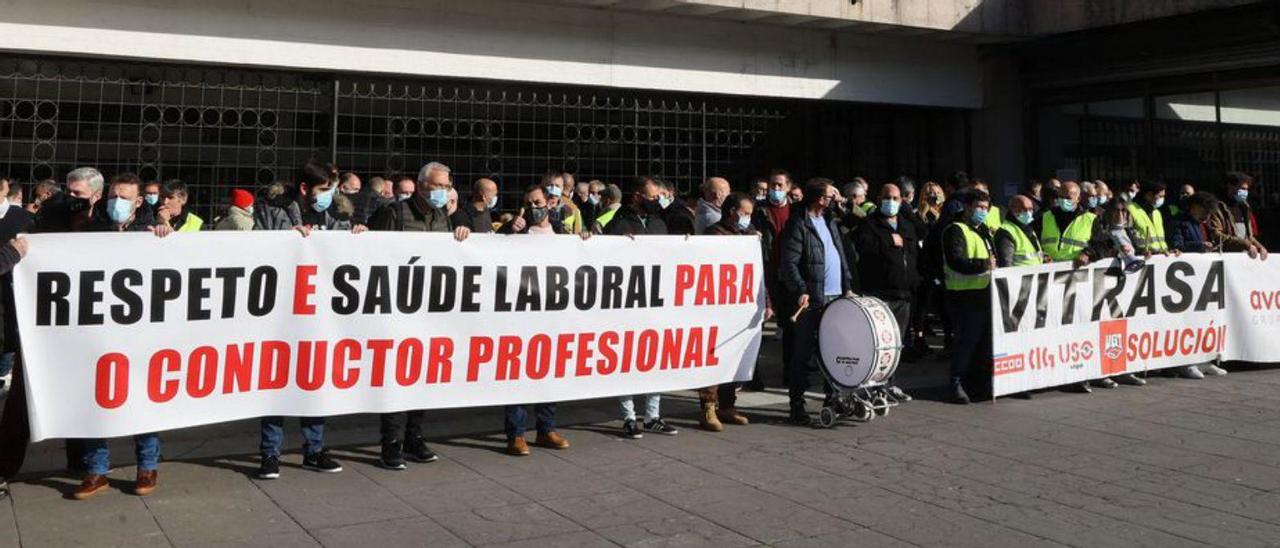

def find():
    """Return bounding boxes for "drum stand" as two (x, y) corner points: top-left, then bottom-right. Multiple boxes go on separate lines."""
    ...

(816, 383), (902, 428)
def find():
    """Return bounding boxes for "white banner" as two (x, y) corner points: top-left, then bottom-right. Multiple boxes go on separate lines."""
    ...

(991, 254), (1279, 396)
(14, 232), (764, 441)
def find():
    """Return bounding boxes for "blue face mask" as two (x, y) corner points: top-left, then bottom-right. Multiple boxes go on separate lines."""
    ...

(588, 194), (600, 206)
(1154, 197), (1165, 209)
(1016, 211), (1034, 225)
(107, 197), (135, 224)
(312, 187), (335, 212)
(879, 199), (900, 217)
(1098, 195), (1109, 205)
(768, 189), (786, 204)
(1087, 197), (1100, 209)
(546, 185), (563, 198)
(428, 188), (449, 209)
(736, 214), (751, 231)
(1057, 199), (1076, 212)
(396, 193), (412, 202)
(658, 195), (673, 209)
(1236, 189), (1249, 203)
(971, 209), (989, 226)
(144, 194), (159, 206)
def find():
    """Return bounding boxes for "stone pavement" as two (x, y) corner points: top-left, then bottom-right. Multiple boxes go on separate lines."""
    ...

(6, 355), (1280, 547)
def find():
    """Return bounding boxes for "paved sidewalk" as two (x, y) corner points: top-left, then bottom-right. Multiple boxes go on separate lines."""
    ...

(6, 358), (1280, 547)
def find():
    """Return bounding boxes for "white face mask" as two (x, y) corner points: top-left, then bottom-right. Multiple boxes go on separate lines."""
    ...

(486, 195), (498, 209)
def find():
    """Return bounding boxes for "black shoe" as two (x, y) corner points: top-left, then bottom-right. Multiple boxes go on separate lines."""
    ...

(379, 440), (407, 470)
(257, 456), (281, 480)
(1012, 392), (1033, 400)
(950, 385), (971, 405)
(743, 379), (765, 391)
(0, 479), (9, 500)
(620, 419), (643, 439)
(787, 409), (812, 426)
(404, 438), (439, 463)
(302, 450), (343, 473)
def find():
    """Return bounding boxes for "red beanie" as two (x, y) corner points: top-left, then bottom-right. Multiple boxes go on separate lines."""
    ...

(230, 188), (254, 210)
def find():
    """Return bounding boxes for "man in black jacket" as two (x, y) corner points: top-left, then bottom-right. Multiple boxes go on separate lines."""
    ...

(778, 178), (855, 425)
(852, 182), (917, 401)
(941, 190), (996, 404)
(0, 176), (31, 501)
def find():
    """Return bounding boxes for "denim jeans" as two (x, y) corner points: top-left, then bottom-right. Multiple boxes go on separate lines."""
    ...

(260, 416), (325, 458)
(83, 434), (160, 475)
(503, 404), (557, 438)
(619, 394), (661, 421)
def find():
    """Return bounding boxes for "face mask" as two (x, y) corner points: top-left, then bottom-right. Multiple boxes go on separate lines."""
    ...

(1153, 197), (1165, 209)
(341, 188), (359, 195)
(1015, 211), (1034, 225)
(1086, 197), (1099, 209)
(486, 195), (498, 209)
(879, 199), (900, 217)
(658, 195), (673, 209)
(546, 185), (563, 198)
(397, 193), (412, 202)
(768, 189), (786, 204)
(930, 194), (944, 205)
(107, 197), (135, 224)
(428, 188), (449, 209)
(245, 206), (255, 216)
(311, 187), (335, 212)
(144, 194), (159, 206)
(971, 209), (989, 226)
(526, 206), (548, 225)
(1057, 199), (1076, 212)
(1236, 189), (1249, 203)
(587, 194), (599, 206)
(755, 192), (766, 201)
(1098, 195), (1109, 205)
(736, 214), (751, 231)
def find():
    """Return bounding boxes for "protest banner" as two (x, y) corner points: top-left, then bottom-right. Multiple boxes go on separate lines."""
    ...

(991, 254), (1277, 397)
(13, 232), (765, 441)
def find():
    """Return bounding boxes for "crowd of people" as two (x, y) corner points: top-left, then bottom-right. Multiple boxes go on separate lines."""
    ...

(0, 162), (1268, 501)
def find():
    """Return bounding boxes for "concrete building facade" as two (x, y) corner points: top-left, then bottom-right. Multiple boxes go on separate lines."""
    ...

(0, 0), (1275, 232)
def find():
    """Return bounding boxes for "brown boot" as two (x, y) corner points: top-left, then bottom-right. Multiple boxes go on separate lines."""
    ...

(700, 404), (724, 432)
(534, 431), (570, 450)
(133, 469), (158, 496)
(717, 407), (749, 426)
(506, 437), (531, 457)
(72, 475), (109, 500)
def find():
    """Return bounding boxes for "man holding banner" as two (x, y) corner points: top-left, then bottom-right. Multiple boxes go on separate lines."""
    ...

(75, 173), (171, 499)
(366, 161), (469, 469)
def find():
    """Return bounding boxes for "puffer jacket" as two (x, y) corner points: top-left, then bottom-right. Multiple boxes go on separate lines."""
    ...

(778, 209), (854, 305)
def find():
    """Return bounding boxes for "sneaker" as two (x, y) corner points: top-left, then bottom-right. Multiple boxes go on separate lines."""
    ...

(404, 438), (439, 463)
(1178, 366), (1205, 380)
(643, 418), (679, 436)
(620, 419), (643, 439)
(887, 386), (913, 402)
(379, 440), (407, 470)
(1067, 381), (1092, 394)
(949, 385), (971, 405)
(1115, 374), (1146, 386)
(1201, 363), (1228, 376)
(257, 455), (281, 480)
(1092, 378), (1119, 389)
(302, 451), (343, 473)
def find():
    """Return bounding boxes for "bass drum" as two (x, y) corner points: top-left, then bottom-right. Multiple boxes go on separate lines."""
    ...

(817, 296), (902, 390)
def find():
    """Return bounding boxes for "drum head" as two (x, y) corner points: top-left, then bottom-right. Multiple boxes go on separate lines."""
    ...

(818, 297), (877, 390)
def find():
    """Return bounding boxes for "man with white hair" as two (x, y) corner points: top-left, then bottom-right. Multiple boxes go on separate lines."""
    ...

(34, 166), (116, 232)
(367, 161), (470, 470)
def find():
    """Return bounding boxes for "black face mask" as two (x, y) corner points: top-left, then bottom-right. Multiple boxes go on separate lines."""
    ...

(640, 197), (663, 215)
(525, 206), (548, 225)
(66, 195), (91, 213)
